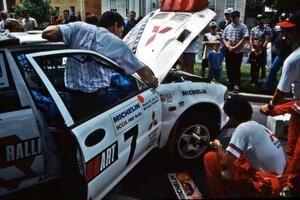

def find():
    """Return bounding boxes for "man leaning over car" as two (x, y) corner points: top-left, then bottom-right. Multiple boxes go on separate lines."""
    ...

(42, 12), (158, 117)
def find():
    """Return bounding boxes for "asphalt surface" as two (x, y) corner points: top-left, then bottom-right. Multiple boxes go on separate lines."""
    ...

(105, 102), (268, 199)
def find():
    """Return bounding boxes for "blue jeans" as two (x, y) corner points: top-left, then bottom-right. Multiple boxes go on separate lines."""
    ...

(208, 68), (222, 81)
(264, 55), (283, 90)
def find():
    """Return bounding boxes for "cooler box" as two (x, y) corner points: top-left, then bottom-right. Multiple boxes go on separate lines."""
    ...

(161, 0), (208, 12)
(267, 114), (290, 140)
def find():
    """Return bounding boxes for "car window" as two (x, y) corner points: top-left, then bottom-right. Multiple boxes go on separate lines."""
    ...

(0, 52), (22, 113)
(15, 52), (140, 124)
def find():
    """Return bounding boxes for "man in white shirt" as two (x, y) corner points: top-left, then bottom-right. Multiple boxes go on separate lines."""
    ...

(42, 11), (158, 117)
(260, 10), (300, 197)
(22, 9), (37, 31)
(204, 96), (286, 198)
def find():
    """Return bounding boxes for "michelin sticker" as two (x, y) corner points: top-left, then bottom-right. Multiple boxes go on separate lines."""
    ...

(111, 102), (143, 135)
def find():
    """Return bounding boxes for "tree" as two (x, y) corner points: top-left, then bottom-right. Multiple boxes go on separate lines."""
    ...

(258, 0), (300, 13)
(13, 0), (54, 28)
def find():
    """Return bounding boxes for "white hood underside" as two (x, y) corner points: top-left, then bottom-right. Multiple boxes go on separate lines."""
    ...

(124, 8), (216, 82)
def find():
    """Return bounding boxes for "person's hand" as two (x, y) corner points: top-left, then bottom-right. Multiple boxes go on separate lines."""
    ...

(210, 139), (222, 150)
(228, 46), (234, 52)
(260, 104), (272, 115)
(146, 76), (158, 88)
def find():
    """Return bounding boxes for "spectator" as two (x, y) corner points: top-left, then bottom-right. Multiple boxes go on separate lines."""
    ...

(201, 21), (221, 77)
(204, 95), (286, 198)
(207, 42), (224, 82)
(260, 10), (300, 197)
(222, 10), (249, 92)
(0, 10), (8, 29)
(217, 8), (233, 33)
(248, 14), (272, 87)
(179, 37), (199, 74)
(123, 11), (137, 37)
(42, 12), (158, 117)
(85, 13), (98, 26)
(264, 13), (293, 92)
(22, 9), (38, 31)
(5, 18), (23, 32)
(63, 9), (70, 24)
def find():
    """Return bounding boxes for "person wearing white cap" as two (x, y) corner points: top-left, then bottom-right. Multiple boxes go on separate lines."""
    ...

(217, 8), (233, 33)
(201, 21), (221, 77)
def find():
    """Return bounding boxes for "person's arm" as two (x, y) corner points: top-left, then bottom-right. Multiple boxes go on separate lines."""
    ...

(260, 89), (288, 115)
(210, 139), (236, 169)
(136, 66), (158, 88)
(42, 25), (62, 42)
(249, 29), (255, 52)
(232, 37), (246, 51)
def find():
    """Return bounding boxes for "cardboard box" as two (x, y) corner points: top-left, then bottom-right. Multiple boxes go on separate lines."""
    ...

(267, 114), (290, 140)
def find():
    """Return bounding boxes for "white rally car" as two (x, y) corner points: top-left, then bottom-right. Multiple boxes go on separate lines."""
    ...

(0, 8), (228, 200)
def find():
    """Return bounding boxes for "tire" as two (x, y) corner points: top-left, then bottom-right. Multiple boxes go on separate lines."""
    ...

(167, 111), (218, 163)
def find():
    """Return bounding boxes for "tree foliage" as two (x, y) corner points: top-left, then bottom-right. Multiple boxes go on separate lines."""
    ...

(258, 0), (300, 13)
(13, 0), (54, 26)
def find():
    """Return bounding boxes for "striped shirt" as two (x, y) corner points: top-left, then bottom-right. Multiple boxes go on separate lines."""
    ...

(59, 22), (144, 93)
(222, 21), (249, 53)
(226, 121), (286, 174)
(250, 24), (272, 47)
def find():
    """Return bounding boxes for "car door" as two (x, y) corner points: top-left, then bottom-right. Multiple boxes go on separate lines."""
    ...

(25, 49), (162, 199)
(0, 51), (44, 197)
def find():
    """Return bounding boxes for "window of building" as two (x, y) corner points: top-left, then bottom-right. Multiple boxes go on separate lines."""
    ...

(208, 0), (216, 11)
(55, 7), (60, 16)
(225, 0), (236, 9)
(126, 0), (129, 15)
(110, 0), (117, 12)
(139, 0), (146, 16)
(70, 6), (75, 15)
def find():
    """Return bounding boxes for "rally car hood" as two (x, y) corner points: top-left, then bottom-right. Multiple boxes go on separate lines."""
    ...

(124, 8), (216, 83)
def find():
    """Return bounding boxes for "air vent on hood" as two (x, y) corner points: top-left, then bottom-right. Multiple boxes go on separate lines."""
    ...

(170, 13), (191, 22)
(177, 29), (191, 43)
(152, 12), (170, 20)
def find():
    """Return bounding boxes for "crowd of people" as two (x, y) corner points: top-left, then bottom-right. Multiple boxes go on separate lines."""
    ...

(176, 8), (294, 94)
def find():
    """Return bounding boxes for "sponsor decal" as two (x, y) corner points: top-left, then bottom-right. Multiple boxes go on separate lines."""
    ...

(146, 26), (172, 46)
(137, 95), (145, 103)
(86, 142), (118, 183)
(148, 111), (158, 131)
(111, 102), (143, 135)
(4, 137), (42, 163)
(0, 135), (42, 191)
(142, 96), (159, 111)
(147, 127), (159, 149)
(182, 89), (207, 96)
(168, 171), (203, 200)
(160, 94), (173, 103)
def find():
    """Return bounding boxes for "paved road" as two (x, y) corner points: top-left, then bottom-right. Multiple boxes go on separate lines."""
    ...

(105, 102), (268, 199)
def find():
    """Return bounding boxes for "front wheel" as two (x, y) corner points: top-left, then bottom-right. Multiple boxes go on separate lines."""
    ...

(167, 111), (218, 163)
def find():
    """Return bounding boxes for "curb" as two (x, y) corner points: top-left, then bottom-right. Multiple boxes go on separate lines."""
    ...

(229, 92), (294, 103)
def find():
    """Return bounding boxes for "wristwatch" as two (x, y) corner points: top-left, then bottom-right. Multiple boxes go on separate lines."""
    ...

(268, 100), (275, 109)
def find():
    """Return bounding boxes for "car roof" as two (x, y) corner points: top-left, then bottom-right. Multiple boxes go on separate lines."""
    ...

(0, 30), (65, 47)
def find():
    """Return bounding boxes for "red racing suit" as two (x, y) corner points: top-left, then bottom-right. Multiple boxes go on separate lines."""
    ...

(268, 100), (300, 190)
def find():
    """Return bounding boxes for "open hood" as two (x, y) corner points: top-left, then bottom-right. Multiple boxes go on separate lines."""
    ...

(124, 8), (216, 83)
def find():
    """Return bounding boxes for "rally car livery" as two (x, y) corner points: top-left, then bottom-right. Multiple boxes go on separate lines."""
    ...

(0, 8), (228, 200)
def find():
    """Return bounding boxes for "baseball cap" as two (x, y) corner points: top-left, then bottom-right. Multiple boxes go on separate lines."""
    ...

(277, 10), (300, 28)
(256, 14), (264, 19)
(224, 8), (233, 14)
(231, 10), (240, 17)
(209, 21), (217, 27)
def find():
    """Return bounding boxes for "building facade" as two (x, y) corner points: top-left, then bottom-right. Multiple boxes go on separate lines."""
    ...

(14, 0), (101, 19)
(101, 0), (160, 18)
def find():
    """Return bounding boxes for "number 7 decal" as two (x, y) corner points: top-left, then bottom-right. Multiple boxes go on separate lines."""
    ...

(124, 125), (138, 166)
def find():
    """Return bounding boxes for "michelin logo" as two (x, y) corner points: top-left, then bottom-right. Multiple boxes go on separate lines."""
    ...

(111, 102), (143, 135)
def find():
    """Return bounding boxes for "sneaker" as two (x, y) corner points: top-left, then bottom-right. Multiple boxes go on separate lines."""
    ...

(233, 85), (239, 92)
